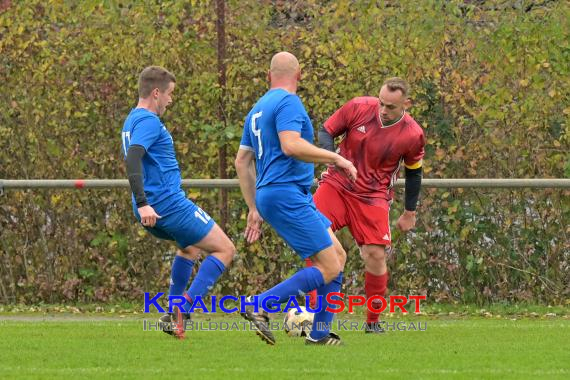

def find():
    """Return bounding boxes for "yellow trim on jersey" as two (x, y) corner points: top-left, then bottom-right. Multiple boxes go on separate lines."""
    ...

(404, 160), (422, 170)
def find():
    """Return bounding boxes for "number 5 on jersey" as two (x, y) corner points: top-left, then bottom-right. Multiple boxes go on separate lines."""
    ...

(251, 111), (263, 158)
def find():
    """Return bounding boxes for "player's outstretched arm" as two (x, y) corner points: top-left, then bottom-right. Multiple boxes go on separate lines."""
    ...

(235, 149), (263, 243)
(278, 131), (357, 181)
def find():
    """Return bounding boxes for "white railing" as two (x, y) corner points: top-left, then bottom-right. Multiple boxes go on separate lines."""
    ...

(1, 178), (569, 190)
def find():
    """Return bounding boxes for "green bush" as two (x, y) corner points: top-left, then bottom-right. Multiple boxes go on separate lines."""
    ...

(0, 0), (568, 304)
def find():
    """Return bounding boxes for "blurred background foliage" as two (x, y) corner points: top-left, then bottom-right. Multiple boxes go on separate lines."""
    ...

(0, 0), (568, 305)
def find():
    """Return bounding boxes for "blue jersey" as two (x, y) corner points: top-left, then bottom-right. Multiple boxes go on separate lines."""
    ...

(121, 108), (183, 207)
(239, 89), (314, 189)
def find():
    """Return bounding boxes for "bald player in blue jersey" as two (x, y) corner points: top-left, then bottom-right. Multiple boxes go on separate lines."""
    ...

(122, 66), (235, 340)
(235, 52), (357, 346)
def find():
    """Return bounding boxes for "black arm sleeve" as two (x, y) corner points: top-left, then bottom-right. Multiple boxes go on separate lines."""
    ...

(125, 144), (148, 208)
(318, 125), (335, 152)
(404, 167), (422, 211)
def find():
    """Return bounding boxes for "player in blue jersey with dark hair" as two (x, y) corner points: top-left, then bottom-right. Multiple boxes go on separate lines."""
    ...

(235, 52), (357, 346)
(122, 66), (236, 340)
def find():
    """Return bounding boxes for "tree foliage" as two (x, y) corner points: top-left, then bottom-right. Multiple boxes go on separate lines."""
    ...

(0, 0), (568, 304)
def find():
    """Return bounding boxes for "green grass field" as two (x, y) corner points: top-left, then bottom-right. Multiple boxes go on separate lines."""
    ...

(0, 312), (568, 379)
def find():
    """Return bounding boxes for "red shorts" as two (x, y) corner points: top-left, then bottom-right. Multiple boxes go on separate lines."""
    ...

(313, 181), (391, 246)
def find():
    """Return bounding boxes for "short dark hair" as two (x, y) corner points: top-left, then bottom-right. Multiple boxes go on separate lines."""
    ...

(138, 66), (176, 98)
(383, 77), (410, 98)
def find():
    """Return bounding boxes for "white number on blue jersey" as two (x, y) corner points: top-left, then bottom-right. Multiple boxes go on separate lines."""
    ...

(251, 111), (263, 158)
(121, 131), (131, 156)
(194, 208), (211, 224)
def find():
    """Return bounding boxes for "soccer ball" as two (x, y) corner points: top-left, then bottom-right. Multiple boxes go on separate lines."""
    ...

(283, 306), (314, 337)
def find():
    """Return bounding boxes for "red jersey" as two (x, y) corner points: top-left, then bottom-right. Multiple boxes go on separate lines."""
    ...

(320, 96), (425, 205)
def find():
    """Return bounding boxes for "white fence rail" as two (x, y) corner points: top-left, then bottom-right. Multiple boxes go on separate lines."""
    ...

(1, 178), (570, 190)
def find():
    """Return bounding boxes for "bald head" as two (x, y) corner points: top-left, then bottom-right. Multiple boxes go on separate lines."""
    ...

(270, 52), (300, 80)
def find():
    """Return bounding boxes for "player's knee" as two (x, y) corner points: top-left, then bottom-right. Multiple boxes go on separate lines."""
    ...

(222, 237), (237, 264)
(323, 268), (341, 283)
(364, 246), (386, 263)
(219, 240), (236, 264)
(322, 261), (341, 283)
(178, 247), (200, 261)
(228, 245), (237, 262)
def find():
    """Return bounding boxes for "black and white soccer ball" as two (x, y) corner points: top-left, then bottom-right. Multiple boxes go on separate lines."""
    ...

(283, 306), (314, 337)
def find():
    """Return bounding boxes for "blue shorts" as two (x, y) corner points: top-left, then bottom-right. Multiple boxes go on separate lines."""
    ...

(256, 184), (332, 259)
(133, 195), (215, 249)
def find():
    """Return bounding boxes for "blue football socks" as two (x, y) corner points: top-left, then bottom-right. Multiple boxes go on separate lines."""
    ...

(310, 272), (343, 340)
(183, 255), (226, 312)
(168, 255), (195, 297)
(257, 267), (325, 309)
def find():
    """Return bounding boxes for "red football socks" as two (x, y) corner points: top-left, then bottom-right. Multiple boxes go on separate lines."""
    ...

(365, 271), (389, 323)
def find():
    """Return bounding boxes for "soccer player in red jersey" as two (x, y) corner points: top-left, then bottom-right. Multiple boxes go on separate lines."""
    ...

(306, 77), (426, 333)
